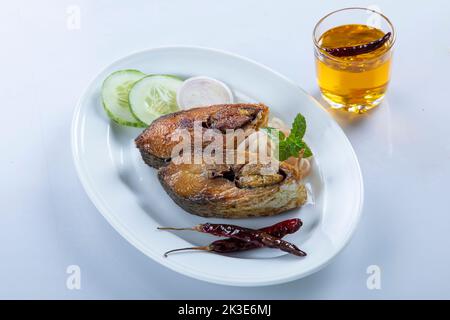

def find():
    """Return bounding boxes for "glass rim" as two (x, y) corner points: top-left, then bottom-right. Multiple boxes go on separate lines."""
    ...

(312, 7), (396, 61)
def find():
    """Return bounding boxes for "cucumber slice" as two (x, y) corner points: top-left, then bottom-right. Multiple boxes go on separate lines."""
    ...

(102, 69), (147, 127)
(128, 75), (183, 125)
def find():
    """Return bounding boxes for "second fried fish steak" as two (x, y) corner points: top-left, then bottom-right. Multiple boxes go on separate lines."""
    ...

(158, 159), (307, 218)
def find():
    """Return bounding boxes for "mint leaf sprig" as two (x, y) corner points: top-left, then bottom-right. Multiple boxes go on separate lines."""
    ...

(262, 113), (312, 161)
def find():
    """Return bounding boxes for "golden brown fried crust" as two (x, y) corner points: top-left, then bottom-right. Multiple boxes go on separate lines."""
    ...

(158, 160), (307, 218)
(136, 103), (307, 218)
(135, 103), (269, 168)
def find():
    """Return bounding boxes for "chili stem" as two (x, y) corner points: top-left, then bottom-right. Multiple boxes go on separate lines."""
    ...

(157, 227), (195, 231)
(164, 246), (210, 257)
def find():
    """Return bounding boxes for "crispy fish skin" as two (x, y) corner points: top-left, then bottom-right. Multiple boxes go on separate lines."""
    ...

(135, 103), (269, 169)
(158, 159), (307, 218)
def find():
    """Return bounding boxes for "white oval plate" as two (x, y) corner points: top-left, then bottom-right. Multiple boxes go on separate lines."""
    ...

(72, 46), (363, 286)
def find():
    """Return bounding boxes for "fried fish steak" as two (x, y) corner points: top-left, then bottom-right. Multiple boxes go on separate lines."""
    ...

(158, 158), (307, 218)
(135, 103), (269, 168)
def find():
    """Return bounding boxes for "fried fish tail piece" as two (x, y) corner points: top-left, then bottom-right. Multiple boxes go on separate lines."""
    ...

(158, 159), (307, 218)
(135, 103), (269, 168)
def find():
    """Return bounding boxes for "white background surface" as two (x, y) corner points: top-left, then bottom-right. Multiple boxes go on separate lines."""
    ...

(1, 0), (449, 299)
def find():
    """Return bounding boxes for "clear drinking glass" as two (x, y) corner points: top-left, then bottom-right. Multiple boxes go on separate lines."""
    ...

(313, 7), (395, 113)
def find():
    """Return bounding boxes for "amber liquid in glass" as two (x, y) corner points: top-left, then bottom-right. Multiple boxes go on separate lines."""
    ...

(316, 24), (392, 113)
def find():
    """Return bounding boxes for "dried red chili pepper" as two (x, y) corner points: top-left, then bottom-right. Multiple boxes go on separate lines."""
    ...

(159, 220), (306, 257)
(163, 219), (302, 256)
(323, 32), (391, 57)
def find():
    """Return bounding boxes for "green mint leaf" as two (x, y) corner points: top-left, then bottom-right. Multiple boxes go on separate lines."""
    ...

(262, 127), (285, 142)
(262, 113), (312, 161)
(262, 127), (286, 161)
(291, 113), (306, 139)
(290, 139), (313, 158)
(302, 143), (312, 158)
(278, 138), (301, 161)
(278, 140), (291, 161)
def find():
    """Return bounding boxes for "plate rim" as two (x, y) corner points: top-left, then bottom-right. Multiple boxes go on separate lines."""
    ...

(71, 45), (364, 286)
